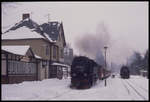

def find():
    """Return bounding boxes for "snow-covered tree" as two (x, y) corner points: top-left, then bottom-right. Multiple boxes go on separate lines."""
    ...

(128, 51), (143, 75)
(143, 49), (148, 70)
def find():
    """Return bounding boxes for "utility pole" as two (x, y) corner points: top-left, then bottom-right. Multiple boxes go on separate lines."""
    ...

(104, 46), (108, 87)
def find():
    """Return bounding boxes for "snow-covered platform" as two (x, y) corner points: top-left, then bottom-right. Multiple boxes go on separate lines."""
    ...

(2, 75), (149, 100)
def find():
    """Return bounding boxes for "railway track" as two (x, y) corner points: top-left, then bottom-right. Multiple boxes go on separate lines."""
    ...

(127, 79), (148, 92)
(121, 79), (134, 100)
(49, 88), (72, 100)
(49, 79), (102, 100)
(121, 79), (147, 100)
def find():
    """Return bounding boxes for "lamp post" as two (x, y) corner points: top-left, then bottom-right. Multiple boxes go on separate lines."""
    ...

(104, 46), (108, 86)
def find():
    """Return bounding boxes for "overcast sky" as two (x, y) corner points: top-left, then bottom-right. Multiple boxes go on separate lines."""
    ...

(2, 2), (148, 65)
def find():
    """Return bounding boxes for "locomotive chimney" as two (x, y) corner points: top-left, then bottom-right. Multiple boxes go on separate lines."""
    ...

(22, 13), (30, 20)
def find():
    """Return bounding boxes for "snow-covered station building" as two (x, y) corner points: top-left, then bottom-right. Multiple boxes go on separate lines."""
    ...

(1, 45), (38, 84)
(1, 13), (69, 84)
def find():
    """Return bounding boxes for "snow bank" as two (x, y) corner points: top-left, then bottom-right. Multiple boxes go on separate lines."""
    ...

(2, 78), (71, 100)
(2, 76), (149, 100)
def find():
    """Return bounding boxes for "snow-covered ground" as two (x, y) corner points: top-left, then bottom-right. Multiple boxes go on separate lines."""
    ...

(2, 75), (149, 100)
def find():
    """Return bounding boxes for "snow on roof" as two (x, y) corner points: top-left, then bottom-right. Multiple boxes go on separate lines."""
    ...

(140, 70), (147, 72)
(2, 26), (45, 40)
(34, 54), (42, 59)
(43, 33), (56, 43)
(52, 62), (70, 68)
(2, 45), (30, 56)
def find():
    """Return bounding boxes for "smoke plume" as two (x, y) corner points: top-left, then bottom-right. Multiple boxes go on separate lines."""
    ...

(75, 22), (111, 65)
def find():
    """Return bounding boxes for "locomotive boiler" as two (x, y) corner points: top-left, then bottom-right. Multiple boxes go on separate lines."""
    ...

(120, 66), (130, 79)
(70, 56), (101, 89)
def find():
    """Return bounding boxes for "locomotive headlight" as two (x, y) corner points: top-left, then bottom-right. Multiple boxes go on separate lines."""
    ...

(83, 73), (87, 77)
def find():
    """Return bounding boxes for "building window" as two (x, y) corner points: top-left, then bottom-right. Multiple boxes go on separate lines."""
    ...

(2, 53), (6, 59)
(16, 56), (20, 61)
(8, 60), (36, 75)
(61, 48), (64, 58)
(46, 45), (49, 55)
(51, 66), (57, 78)
(12, 54), (16, 60)
(42, 45), (49, 56)
(8, 54), (12, 60)
(53, 46), (57, 59)
(42, 60), (47, 67)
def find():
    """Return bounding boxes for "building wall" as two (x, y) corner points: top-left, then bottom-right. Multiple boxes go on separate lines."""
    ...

(2, 31), (66, 80)
(2, 39), (51, 60)
(1, 60), (6, 75)
(2, 39), (61, 62)
(46, 61), (49, 78)
(2, 39), (62, 80)
(55, 29), (65, 63)
(51, 45), (59, 62)
(1, 76), (9, 84)
(37, 60), (49, 80)
(1, 59), (8, 83)
(1, 51), (38, 84)
(7, 75), (37, 84)
(1, 52), (7, 76)
(2, 32), (66, 63)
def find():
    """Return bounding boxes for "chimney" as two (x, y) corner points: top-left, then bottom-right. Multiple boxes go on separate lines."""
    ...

(22, 13), (30, 20)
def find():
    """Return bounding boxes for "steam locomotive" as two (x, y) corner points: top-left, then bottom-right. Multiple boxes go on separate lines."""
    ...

(70, 56), (110, 89)
(120, 66), (130, 79)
